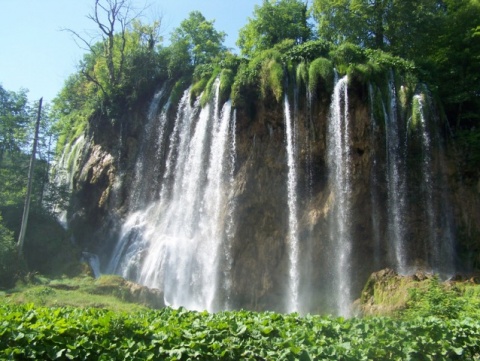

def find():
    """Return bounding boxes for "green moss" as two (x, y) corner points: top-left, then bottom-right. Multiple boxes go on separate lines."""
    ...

(308, 57), (334, 94)
(360, 270), (417, 316)
(410, 94), (424, 131)
(230, 63), (247, 106)
(219, 68), (235, 104)
(6, 276), (149, 312)
(170, 75), (191, 106)
(190, 77), (208, 101)
(347, 63), (374, 83)
(231, 49), (284, 105)
(296, 62), (308, 88)
(200, 69), (220, 107)
(260, 59), (284, 102)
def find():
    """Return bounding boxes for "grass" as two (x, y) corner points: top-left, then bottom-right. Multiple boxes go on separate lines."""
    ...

(2, 275), (150, 313)
(360, 268), (480, 319)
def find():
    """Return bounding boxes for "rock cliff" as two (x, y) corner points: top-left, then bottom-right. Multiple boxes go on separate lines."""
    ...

(61, 75), (479, 315)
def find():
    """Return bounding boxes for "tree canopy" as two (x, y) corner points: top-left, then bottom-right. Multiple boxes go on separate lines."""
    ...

(237, 0), (312, 57)
(170, 11), (226, 66)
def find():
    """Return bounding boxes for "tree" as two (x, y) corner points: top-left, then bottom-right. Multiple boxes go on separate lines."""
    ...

(430, 0), (480, 128)
(312, 0), (443, 55)
(17, 98), (43, 259)
(170, 11), (226, 66)
(237, 0), (312, 58)
(65, 0), (163, 104)
(0, 86), (30, 167)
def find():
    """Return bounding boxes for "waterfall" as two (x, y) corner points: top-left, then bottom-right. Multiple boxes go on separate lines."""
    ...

(50, 135), (86, 226)
(62, 65), (461, 316)
(284, 94), (300, 312)
(414, 94), (436, 269)
(413, 94), (455, 275)
(130, 87), (167, 207)
(223, 109), (237, 309)
(327, 75), (352, 317)
(108, 79), (235, 312)
(368, 84), (382, 269)
(385, 74), (408, 274)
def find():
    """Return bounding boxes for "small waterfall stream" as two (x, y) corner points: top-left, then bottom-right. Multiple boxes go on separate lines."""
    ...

(385, 74), (408, 274)
(413, 93), (455, 275)
(368, 84), (382, 269)
(51, 135), (86, 226)
(327, 75), (353, 317)
(284, 94), (300, 312)
(223, 109), (237, 309)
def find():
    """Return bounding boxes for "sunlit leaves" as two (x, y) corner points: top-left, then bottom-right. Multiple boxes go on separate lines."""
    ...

(1, 303), (479, 360)
(238, 0), (312, 58)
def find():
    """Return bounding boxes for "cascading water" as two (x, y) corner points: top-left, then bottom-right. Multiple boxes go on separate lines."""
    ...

(412, 93), (455, 275)
(61, 62), (463, 317)
(223, 109), (237, 309)
(284, 94), (300, 312)
(368, 84), (382, 269)
(107, 79), (235, 312)
(385, 74), (408, 274)
(413, 94), (436, 267)
(327, 75), (352, 317)
(50, 135), (86, 226)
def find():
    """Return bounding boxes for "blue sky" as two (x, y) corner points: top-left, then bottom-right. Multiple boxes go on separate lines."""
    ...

(0, 0), (262, 103)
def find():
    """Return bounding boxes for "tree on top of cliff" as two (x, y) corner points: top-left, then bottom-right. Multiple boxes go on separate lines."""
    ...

(237, 0), (312, 58)
(311, 0), (480, 130)
(63, 0), (163, 111)
(170, 11), (227, 67)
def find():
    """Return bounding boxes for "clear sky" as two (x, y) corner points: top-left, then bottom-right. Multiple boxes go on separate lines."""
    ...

(0, 0), (262, 103)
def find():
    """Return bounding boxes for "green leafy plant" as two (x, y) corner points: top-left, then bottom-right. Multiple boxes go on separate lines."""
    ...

(1, 303), (479, 360)
(0, 213), (16, 288)
(403, 276), (466, 320)
(308, 57), (334, 94)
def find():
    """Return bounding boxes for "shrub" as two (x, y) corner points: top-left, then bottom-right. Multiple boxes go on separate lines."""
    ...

(402, 276), (465, 320)
(0, 213), (16, 288)
(219, 68), (235, 105)
(296, 61), (308, 88)
(308, 57), (334, 94)
(284, 39), (331, 63)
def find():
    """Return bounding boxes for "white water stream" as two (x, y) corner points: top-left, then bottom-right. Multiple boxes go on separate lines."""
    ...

(108, 80), (235, 311)
(327, 75), (352, 317)
(284, 95), (300, 312)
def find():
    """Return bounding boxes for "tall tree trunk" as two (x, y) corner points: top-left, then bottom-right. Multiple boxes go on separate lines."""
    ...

(17, 98), (42, 259)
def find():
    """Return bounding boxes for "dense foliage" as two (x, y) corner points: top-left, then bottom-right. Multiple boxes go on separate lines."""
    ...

(237, 0), (312, 58)
(0, 84), (73, 287)
(0, 302), (479, 360)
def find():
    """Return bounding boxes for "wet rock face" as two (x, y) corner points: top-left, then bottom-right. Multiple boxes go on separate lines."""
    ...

(65, 80), (479, 313)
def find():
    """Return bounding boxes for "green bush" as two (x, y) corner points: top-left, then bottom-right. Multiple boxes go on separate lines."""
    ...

(295, 61), (308, 88)
(284, 39), (331, 63)
(308, 57), (334, 94)
(190, 77), (209, 101)
(330, 42), (366, 74)
(260, 58), (284, 102)
(402, 276), (468, 320)
(200, 69), (221, 107)
(219, 68), (235, 105)
(0, 213), (16, 288)
(231, 49), (285, 105)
